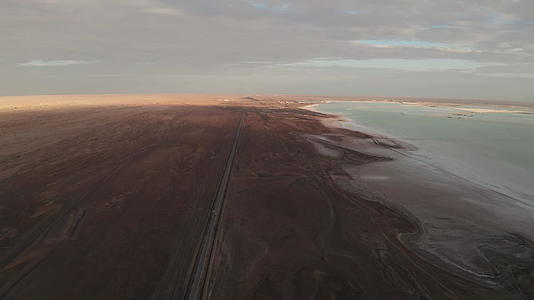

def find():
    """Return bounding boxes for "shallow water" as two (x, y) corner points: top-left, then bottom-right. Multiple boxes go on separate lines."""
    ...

(315, 101), (534, 204)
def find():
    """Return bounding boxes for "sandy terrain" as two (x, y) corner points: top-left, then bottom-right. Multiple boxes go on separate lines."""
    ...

(1, 94), (533, 299)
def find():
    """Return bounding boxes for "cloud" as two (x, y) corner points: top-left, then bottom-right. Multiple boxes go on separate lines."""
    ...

(430, 25), (451, 29)
(250, 2), (290, 12)
(352, 40), (476, 54)
(127, 0), (183, 15)
(356, 40), (449, 48)
(17, 60), (89, 67)
(284, 58), (488, 72)
(1, 0), (534, 100)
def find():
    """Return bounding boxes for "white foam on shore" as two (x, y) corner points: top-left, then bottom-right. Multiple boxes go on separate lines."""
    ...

(453, 107), (530, 114)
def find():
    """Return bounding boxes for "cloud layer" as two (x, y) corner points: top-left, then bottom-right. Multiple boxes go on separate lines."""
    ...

(1, 0), (534, 100)
(18, 60), (89, 67)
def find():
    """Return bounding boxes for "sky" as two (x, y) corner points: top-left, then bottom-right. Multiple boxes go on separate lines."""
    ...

(2, 0), (534, 101)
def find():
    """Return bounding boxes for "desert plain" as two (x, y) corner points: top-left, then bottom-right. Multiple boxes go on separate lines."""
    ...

(0, 94), (533, 300)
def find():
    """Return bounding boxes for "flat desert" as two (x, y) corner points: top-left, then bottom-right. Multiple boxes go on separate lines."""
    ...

(0, 95), (533, 300)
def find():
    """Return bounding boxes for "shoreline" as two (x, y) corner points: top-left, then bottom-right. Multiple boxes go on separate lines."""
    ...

(303, 99), (534, 113)
(305, 101), (534, 203)
(303, 101), (534, 290)
(2, 94), (534, 113)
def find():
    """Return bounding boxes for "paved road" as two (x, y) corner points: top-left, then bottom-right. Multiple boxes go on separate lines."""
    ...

(184, 114), (244, 300)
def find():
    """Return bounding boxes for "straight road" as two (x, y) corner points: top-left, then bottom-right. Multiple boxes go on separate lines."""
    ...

(184, 114), (244, 300)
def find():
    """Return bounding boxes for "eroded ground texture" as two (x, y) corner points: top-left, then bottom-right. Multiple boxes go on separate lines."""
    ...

(0, 95), (533, 300)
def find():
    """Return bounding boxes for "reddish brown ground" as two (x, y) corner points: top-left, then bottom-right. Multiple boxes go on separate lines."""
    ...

(0, 95), (532, 299)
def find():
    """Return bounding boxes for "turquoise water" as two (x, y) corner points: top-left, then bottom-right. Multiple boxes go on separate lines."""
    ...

(315, 101), (534, 201)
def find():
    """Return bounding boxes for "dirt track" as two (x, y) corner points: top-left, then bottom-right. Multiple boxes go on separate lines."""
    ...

(1, 95), (533, 299)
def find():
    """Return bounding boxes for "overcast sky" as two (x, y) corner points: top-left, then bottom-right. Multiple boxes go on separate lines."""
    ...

(2, 0), (534, 101)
